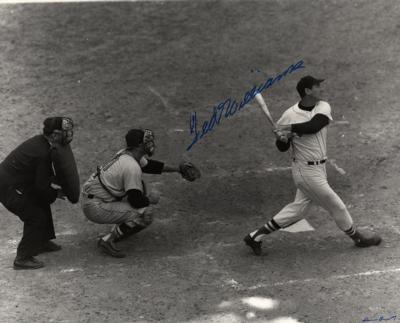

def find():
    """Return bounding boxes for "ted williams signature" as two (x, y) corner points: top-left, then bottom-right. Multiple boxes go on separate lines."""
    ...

(186, 59), (305, 151)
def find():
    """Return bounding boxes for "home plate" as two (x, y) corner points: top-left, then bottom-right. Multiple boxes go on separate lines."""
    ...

(281, 219), (314, 233)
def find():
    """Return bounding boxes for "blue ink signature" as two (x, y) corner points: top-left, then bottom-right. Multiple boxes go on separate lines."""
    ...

(186, 59), (305, 151)
(362, 315), (397, 321)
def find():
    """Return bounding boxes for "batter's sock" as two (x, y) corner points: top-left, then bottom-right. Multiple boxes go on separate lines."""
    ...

(112, 223), (146, 242)
(344, 225), (357, 237)
(250, 219), (281, 242)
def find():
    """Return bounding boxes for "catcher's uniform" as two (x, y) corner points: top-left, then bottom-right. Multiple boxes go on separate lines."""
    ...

(271, 101), (353, 230)
(81, 150), (154, 227)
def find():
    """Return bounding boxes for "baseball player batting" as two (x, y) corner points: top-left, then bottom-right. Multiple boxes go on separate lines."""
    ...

(244, 75), (382, 256)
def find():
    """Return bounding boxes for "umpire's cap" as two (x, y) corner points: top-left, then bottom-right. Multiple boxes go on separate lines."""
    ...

(43, 117), (73, 135)
(296, 76), (324, 98)
(125, 129), (144, 148)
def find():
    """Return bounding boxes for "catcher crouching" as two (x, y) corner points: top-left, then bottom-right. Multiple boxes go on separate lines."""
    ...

(81, 128), (200, 258)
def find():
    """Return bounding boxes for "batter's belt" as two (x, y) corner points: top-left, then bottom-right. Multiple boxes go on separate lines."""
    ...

(293, 158), (327, 165)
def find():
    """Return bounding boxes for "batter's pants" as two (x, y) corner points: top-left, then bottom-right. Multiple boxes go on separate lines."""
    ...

(272, 161), (353, 231)
(0, 186), (56, 258)
(81, 194), (153, 228)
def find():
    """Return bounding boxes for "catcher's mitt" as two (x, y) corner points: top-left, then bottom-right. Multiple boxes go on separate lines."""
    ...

(179, 162), (201, 182)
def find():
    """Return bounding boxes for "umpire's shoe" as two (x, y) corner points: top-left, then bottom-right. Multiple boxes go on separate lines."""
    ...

(41, 241), (62, 253)
(244, 234), (262, 256)
(13, 256), (44, 270)
(98, 239), (126, 258)
(352, 230), (382, 248)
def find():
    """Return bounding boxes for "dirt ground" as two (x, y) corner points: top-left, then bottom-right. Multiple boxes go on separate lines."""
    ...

(0, 0), (400, 322)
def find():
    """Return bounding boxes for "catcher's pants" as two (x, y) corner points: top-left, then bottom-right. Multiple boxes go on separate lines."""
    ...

(272, 161), (353, 231)
(81, 194), (153, 227)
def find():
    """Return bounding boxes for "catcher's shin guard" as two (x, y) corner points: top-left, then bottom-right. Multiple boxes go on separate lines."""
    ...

(113, 222), (146, 242)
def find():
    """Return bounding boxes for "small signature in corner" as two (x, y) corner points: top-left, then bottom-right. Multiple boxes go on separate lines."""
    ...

(362, 315), (397, 322)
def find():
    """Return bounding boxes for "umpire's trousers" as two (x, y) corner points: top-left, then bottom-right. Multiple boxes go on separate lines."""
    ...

(0, 186), (55, 258)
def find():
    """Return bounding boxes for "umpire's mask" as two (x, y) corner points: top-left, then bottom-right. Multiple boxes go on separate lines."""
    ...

(43, 117), (74, 146)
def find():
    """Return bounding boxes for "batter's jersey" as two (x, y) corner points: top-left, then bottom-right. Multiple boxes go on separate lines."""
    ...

(83, 151), (148, 202)
(277, 100), (333, 162)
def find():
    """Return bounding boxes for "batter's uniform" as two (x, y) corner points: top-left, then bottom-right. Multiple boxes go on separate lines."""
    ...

(269, 101), (354, 230)
(244, 75), (381, 255)
(81, 150), (161, 240)
(0, 135), (59, 259)
(244, 99), (377, 256)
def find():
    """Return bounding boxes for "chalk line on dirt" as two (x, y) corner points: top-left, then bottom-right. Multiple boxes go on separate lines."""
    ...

(209, 161), (346, 178)
(60, 268), (83, 273)
(243, 267), (400, 290)
(148, 86), (169, 109)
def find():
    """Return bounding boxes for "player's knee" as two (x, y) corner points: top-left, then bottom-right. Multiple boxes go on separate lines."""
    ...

(130, 208), (153, 227)
(334, 202), (348, 214)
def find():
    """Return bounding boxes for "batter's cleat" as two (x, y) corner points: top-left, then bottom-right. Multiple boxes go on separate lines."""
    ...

(13, 256), (44, 270)
(352, 231), (382, 248)
(244, 234), (262, 256)
(98, 239), (126, 258)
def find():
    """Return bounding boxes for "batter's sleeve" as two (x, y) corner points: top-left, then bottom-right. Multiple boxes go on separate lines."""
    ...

(314, 101), (333, 121)
(277, 109), (292, 126)
(291, 114), (329, 135)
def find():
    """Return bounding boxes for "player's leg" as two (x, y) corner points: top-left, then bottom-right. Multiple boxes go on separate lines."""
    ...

(297, 165), (381, 247)
(38, 203), (61, 253)
(244, 189), (313, 255)
(91, 201), (153, 242)
(0, 188), (47, 269)
(112, 207), (153, 242)
(81, 197), (153, 257)
(14, 204), (49, 269)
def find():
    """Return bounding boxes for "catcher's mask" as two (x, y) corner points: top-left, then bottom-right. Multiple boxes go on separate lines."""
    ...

(43, 117), (74, 146)
(125, 128), (155, 157)
(142, 129), (155, 156)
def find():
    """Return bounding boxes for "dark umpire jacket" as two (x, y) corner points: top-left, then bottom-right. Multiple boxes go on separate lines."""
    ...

(0, 135), (58, 257)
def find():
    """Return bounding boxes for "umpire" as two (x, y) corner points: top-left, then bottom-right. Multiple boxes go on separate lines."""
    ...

(0, 117), (74, 270)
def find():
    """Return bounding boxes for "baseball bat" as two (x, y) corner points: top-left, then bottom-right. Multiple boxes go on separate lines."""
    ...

(254, 93), (276, 128)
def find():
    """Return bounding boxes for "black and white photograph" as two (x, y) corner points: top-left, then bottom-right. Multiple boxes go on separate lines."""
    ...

(0, 0), (398, 322)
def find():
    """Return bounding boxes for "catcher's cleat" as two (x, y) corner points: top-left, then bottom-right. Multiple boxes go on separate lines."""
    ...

(244, 234), (262, 256)
(98, 239), (126, 258)
(353, 231), (382, 248)
(13, 256), (44, 270)
(109, 240), (122, 252)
